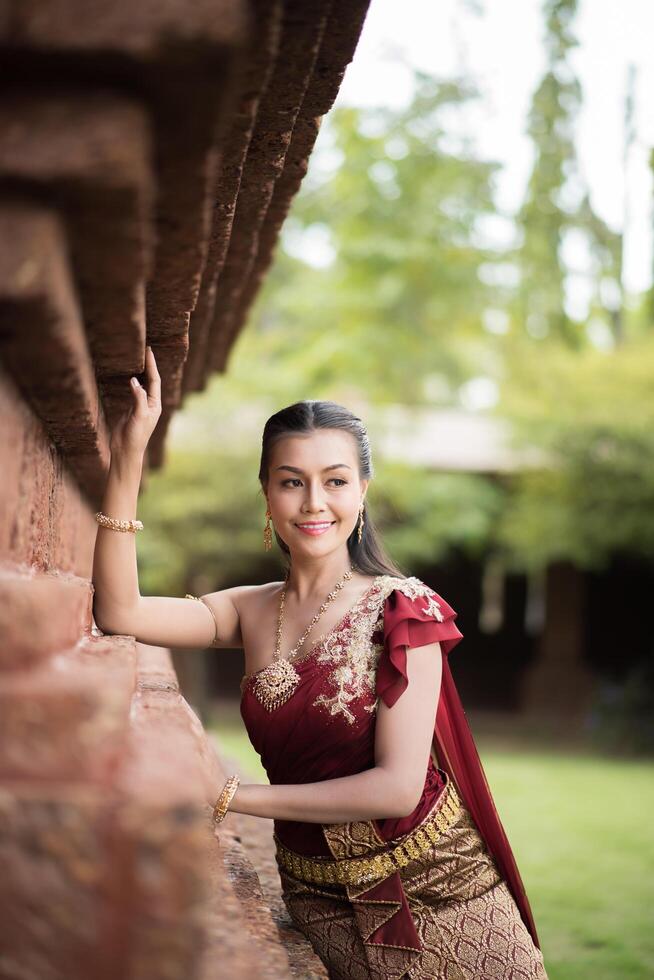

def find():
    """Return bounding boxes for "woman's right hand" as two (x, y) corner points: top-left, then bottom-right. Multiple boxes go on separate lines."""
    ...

(109, 345), (162, 460)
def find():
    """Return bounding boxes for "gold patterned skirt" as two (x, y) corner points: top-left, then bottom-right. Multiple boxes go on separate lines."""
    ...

(276, 776), (548, 980)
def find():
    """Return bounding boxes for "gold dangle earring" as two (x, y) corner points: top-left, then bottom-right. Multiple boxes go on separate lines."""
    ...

(357, 500), (365, 544)
(263, 507), (273, 551)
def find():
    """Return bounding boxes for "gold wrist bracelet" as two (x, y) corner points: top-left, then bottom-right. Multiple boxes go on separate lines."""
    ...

(95, 511), (144, 533)
(213, 774), (240, 825)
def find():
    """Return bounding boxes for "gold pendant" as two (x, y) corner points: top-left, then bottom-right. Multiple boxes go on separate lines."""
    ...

(252, 657), (301, 711)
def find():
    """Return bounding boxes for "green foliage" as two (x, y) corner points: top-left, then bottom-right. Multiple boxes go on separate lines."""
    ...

(513, 0), (622, 348)
(515, 0), (581, 345)
(138, 449), (276, 596)
(372, 463), (506, 566)
(245, 72), (503, 402)
(494, 336), (654, 570)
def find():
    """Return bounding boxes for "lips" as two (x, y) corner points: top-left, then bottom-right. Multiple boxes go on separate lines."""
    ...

(295, 521), (336, 536)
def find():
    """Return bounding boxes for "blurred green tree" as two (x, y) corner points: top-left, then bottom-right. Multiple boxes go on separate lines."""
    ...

(513, 0), (622, 350)
(493, 334), (654, 570)
(237, 71), (505, 403)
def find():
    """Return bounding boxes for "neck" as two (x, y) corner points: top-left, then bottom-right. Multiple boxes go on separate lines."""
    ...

(284, 557), (356, 603)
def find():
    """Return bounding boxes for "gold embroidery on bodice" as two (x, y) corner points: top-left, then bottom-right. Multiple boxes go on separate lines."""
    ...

(311, 575), (445, 724)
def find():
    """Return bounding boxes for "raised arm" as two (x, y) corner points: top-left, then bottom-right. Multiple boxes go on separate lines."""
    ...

(91, 347), (243, 651)
(228, 640), (443, 822)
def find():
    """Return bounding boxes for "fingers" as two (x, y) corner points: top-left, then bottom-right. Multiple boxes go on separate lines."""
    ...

(130, 375), (149, 414)
(129, 346), (161, 417)
(144, 345), (161, 408)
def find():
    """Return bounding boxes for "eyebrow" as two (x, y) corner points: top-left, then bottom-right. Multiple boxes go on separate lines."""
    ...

(274, 464), (352, 474)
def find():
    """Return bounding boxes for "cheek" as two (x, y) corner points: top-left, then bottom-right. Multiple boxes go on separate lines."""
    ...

(338, 493), (360, 516)
(272, 496), (294, 516)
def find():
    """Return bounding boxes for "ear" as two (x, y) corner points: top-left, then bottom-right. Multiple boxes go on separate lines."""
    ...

(360, 478), (370, 499)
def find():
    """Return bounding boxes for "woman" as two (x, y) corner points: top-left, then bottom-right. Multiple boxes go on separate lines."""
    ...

(93, 348), (548, 979)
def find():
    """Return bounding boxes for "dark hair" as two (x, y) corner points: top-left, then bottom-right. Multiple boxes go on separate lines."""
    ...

(259, 400), (406, 579)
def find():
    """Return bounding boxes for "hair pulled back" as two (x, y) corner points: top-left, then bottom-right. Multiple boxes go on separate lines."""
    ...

(259, 400), (406, 579)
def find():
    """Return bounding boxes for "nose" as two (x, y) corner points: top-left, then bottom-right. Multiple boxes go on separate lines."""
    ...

(302, 479), (328, 514)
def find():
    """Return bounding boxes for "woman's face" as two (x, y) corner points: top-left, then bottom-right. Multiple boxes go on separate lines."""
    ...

(265, 429), (368, 556)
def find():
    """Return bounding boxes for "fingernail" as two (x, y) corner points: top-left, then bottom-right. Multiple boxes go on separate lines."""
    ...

(131, 377), (139, 387)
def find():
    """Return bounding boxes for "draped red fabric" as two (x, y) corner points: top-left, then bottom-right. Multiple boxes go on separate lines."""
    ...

(377, 588), (541, 950)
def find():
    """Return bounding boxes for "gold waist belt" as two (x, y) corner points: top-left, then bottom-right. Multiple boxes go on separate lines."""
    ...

(274, 778), (462, 887)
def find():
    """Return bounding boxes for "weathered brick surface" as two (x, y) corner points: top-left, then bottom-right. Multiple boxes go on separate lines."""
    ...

(0, 200), (113, 501)
(216, 0), (372, 375)
(0, 646), (284, 980)
(0, 1), (371, 974)
(0, 94), (154, 385)
(111, 649), (217, 980)
(0, 366), (97, 574)
(0, 636), (135, 782)
(198, 823), (275, 980)
(184, 0), (283, 395)
(0, 565), (94, 669)
(203, 0), (332, 382)
(228, 801), (330, 979)
(118, 646), (285, 979)
(0, 0), (246, 470)
(218, 820), (296, 979)
(0, 784), (129, 980)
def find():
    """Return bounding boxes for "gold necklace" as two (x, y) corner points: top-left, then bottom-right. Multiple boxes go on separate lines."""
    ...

(251, 566), (354, 712)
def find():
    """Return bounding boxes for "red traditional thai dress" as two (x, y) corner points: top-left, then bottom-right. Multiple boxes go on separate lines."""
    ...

(240, 574), (548, 979)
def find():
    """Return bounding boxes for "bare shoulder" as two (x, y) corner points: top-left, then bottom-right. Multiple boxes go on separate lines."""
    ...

(231, 581), (283, 654)
(229, 580), (282, 616)
(193, 582), (277, 650)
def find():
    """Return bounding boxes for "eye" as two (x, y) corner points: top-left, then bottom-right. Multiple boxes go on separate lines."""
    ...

(281, 478), (348, 487)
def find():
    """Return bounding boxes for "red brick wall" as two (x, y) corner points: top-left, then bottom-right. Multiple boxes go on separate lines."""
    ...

(0, 2), (370, 975)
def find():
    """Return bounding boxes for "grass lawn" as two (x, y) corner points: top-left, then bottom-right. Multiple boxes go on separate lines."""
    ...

(481, 748), (654, 980)
(209, 704), (654, 980)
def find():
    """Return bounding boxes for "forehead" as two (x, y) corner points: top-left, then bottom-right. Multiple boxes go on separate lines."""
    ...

(269, 430), (357, 467)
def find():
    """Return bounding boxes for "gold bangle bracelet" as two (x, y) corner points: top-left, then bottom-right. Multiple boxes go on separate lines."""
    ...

(95, 511), (144, 533)
(213, 775), (240, 825)
(185, 594), (219, 646)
